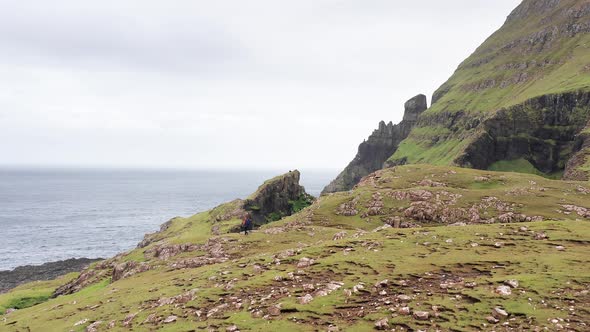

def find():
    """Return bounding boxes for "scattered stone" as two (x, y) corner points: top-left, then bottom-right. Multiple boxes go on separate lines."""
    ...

(413, 311), (430, 320)
(122, 312), (138, 327)
(296, 257), (315, 268)
(332, 231), (347, 240)
(465, 282), (477, 288)
(268, 304), (281, 316)
(376, 279), (389, 287)
(496, 285), (512, 296)
(486, 315), (500, 324)
(494, 242), (504, 248)
(374, 318), (389, 330)
(74, 318), (89, 326)
(492, 307), (509, 319)
(397, 294), (412, 302)
(226, 325), (239, 332)
(504, 279), (519, 288)
(556, 245), (566, 251)
(85, 321), (102, 332)
(163, 315), (177, 323)
(299, 294), (313, 304)
(534, 232), (548, 240)
(5, 308), (16, 315)
(398, 307), (411, 315)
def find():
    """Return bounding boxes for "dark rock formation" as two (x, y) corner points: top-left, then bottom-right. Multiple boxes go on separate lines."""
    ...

(564, 124), (590, 180)
(0, 258), (101, 293)
(244, 170), (312, 225)
(454, 91), (590, 178)
(322, 95), (427, 194)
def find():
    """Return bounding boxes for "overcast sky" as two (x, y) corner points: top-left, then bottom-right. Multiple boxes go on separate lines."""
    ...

(0, 0), (521, 170)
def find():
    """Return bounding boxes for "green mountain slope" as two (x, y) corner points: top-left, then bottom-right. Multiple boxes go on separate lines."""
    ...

(389, 0), (590, 180)
(2, 165), (590, 331)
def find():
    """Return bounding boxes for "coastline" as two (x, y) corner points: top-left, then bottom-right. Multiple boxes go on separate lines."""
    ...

(0, 258), (102, 294)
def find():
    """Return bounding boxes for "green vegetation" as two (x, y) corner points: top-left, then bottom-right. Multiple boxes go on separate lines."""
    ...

(2, 165), (589, 331)
(488, 158), (544, 175)
(289, 194), (314, 213)
(0, 272), (78, 314)
(390, 0), (590, 172)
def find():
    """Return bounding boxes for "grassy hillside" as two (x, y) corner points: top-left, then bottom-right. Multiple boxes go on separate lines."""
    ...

(390, 0), (590, 171)
(2, 165), (590, 331)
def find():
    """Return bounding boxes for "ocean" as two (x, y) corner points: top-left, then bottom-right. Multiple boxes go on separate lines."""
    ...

(0, 168), (337, 271)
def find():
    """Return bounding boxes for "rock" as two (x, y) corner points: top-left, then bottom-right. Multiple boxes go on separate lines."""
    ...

(376, 279), (389, 287)
(112, 261), (150, 282)
(243, 170), (313, 225)
(226, 325), (239, 332)
(122, 312), (137, 327)
(74, 318), (89, 326)
(296, 257), (315, 268)
(268, 304), (281, 316)
(5, 308), (16, 315)
(0, 258), (102, 294)
(398, 307), (411, 315)
(327, 325), (339, 332)
(163, 315), (177, 323)
(494, 242), (504, 248)
(396, 294), (412, 302)
(322, 94), (427, 194)
(85, 321), (103, 332)
(492, 307), (509, 319)
(465, 282), (477, 288)
(486, 316), (500, 324)
(534, 232), (548, 240)
(496, 285), (512, 296)
(555, 245), (566, 251)
(332, 231), (347, 240)
(504, 279), (519, 288)
(374, 318), (390, 330)
(299, 294), (313, 304)
(413, 311), (430, 320)
(107, 320), (115, 328)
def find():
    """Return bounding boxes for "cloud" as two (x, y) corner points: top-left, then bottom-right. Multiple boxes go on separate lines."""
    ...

(0, 0), (521, 169)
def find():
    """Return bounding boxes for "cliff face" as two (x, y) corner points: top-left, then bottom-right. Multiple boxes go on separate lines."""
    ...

(243, 170), (312, 225)
(322, 95), (427, 194)
(388, 0), (590, 179)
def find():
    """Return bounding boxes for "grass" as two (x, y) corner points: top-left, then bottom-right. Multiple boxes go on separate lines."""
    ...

(0, 272), (79, 314)
(2, 165), (589, 331)
(390, 0), (590, 170)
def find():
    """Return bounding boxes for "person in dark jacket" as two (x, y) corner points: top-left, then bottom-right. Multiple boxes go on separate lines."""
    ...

(242, 214), (253, 235)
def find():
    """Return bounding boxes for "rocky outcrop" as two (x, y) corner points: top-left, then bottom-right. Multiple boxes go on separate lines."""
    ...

(564, 124), (590, 180)
(0, 258), (101, 293)
(244, 170), (312, 225)
(322, 95), (427, 194)
(454, 92), (590, 178)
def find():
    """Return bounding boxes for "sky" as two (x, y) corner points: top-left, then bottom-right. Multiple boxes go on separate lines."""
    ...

(0, 0), (522, 170)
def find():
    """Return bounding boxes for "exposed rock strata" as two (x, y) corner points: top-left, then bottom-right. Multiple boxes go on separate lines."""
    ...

(322, 95), (427, 194)
(454, 92), (590, 178)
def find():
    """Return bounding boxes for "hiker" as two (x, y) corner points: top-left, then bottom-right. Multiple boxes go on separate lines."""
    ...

(242, 214), (252, 235)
